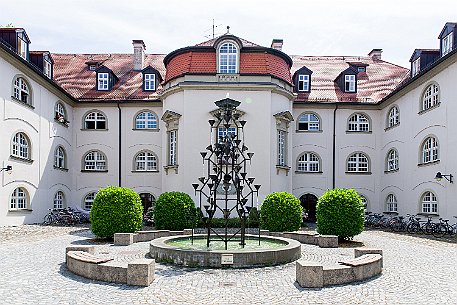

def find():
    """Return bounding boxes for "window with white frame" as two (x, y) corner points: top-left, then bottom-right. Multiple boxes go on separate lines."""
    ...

(54, 191), (65, 209)
(10, 187), (28, 210)
(347, 152), (369, 172)
(387, 106), (399, 128)
(386, 149), (399, 171)
(218, 42), (238, 74)
(55, 102), (67, 123)
(421, 136), (439, 164)
(135, 111), (158, 129)
(97, 73), (109, 90)
(168, 130), (177, 166)
(442, 32), (454, 56)
(83, 192), (96, 210)
(421, 83), (439, 111)
(297, 113), (320, 131)
(277, 130), (287, 166)
(17, 35), (28, 59)
(13, 77), (31, 105)
(11, 132), (30, 160)
(412, 58), (420, 77)
(298, 75), (310, 92)
(144, 74), (156, 91)
(84, 111), (106, 129)
(386, 194), (398, 212)
(345, 74), (356, 92)
(217, 127), (237, 143)
(54, 146), (66, 169)
(348, 113), (370, 132)
(421, 191), (438, 214)
(135, 151), (158, 171)
(83, 151), (107, 171)
(297, 152), (320, 172)
(43, 57), (52, 79)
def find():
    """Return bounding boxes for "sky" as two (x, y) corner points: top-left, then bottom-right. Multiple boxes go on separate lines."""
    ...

(1, 0), (456, 68)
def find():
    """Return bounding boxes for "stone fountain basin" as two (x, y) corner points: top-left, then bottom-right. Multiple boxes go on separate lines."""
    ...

(149, 234), (301, 268)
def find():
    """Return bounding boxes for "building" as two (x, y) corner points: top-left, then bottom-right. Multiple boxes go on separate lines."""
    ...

(1, 23), (456, 226)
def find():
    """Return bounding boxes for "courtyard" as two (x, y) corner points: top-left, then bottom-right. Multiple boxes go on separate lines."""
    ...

(0, 225), (456, 304)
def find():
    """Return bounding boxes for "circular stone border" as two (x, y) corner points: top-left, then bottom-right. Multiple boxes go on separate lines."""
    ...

(149, 234), (301, 268)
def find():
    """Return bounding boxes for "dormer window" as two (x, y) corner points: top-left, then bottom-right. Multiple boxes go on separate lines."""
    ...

(412, 58), (420, 77)
(298, 75), (310, 92)
(95, 66), (118, 91)
(43, 54), (52, 79)
(144, 74), (155, 91)
(293, 66), (313, 93)
(97, 73), (109, 90)
(442, 32), (453, 56)
(218, 42), (238, 74)
(17, 32), (28, 60)
(345, 75), (356, 92)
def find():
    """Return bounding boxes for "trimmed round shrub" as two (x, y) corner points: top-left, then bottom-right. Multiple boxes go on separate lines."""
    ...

(260, 192), (302, 232)
(90, 186), (143, 238)
(154, 192), (195, 230)
(316, 188), (364, 239)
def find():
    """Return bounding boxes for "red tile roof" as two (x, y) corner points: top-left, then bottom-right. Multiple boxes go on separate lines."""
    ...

(291, 55), (409, 103)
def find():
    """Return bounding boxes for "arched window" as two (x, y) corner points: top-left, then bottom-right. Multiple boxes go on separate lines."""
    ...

(135, 111), (158, 129)
(387, 106), (399, 128)
(55, 102), (67, 124)
(421, 136), (439, 164)
(83, 151), (107, 171)
(386, 149), (399, 172)
(421, 191), (438, 214)
(54, 146), (66, 169)
(10, 187), (28, 210)
(218, 42), (238, 74)
(348, 113), (370, 132)
(297, 113), (320, 131)
(386, 194), (398, 212)
(11, 132), (30, 160)
(13, 77), (31, 105)
(54, 191), (65, 209)
(84, 111), (106, 130)
(83, 192), (96, 210)
(134, 151), (158, 171)
(347, 152), (370, 172)
(421, 83), (439, 111)
(297, 152), (320, 172)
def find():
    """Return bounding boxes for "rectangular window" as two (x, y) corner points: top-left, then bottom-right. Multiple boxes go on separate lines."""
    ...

(412, 58), (420, 76)
(442, 32), (453, 56)
(43, 58), (52, 79)
(345, 75), (356, 92)
(144, 74), (156, 91)
(298, 75), (309, 92)
(97, 73), (109, 90)
(168, 130), (177, 166)
(357, 67), (366, 73)
(217, 127), (237, 143)
(17, 36), (27, 59)
(277, 130), (287, 166)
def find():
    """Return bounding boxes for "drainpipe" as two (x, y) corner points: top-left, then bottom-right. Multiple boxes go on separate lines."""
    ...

(117, 102), (122, 187)
(332, 104), (338, 189)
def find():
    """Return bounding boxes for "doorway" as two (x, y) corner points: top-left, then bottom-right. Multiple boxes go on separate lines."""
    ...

(300, 193), (318, 222)
(139, 193), (155, 215)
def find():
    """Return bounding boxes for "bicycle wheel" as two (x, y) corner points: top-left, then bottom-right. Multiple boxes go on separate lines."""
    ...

(432, 224), (447, 238)
(43, 214), (53, 225)
(423, 223), (434, 235)
(407, 223), (419, 234)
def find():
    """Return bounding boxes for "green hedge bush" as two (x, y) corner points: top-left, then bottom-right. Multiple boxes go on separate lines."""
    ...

(154, 192), (195, 230)
(316, 188), (364, 239)
(90, 186), (143, 238)
(247, 207), (260, 228)
(260, 192), (302, 232)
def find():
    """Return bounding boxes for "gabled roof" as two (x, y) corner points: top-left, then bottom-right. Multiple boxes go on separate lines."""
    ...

(438, 22), (457, 38)
(196, 34), (260, 48)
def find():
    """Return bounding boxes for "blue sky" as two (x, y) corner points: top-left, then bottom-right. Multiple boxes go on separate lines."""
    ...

(1, 0), (456, 67)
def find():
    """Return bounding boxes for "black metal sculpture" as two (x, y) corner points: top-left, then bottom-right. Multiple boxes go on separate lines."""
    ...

(192, 97), (260, 249)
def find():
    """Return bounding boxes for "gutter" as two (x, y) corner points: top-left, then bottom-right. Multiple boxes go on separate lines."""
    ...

(117, 102), (122, 187)
(332, 104), (338, 189)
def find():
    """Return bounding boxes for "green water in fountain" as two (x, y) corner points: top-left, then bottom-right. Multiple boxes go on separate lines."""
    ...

(165, 236), (287, 251)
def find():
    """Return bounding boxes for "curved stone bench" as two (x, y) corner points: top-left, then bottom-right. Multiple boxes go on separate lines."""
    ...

(296, 248), (383, 288)
(66, 247), (155, 286)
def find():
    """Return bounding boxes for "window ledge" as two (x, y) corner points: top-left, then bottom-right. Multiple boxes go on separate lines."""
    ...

(384, 169), (399, 174)
(384, 123), (400, 132)
(81, 169), (108, 173)
(54, 166), (69, 172)
(11, 96), (34, 109)
(417, 212), (439, 216)
(346, 131), (372, 134)
(276, 165), (291, 176)
(418, 160), (440, 167)
(295, 130), (323, 133)
(345, 171), (372, 175)
(418, 103), (441, 115)
(383, 211), (399, 215)
(132, 128), (160, 132)
(80, 128), (109, 131)
(295, 171), (323, 174)
(10, 155), (33, 164)
(131, 170), (159, 173)
(8, 209), (33, 213)
(54, 118), (70, 127)
(164, 165), (178, 175)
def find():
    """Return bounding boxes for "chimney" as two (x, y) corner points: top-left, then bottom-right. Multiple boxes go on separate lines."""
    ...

(368, 48), (382, 60)
(271, 39), (283, 51)
(132, 40), (146, 71)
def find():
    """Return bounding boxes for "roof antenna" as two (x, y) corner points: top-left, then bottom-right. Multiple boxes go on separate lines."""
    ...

(204, 18), (222, 39)
(226, 26), (230, 34)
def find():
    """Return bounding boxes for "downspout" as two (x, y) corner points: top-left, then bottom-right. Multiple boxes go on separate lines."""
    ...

(117, 102), (122, 187)
(332, 104), (338, 189)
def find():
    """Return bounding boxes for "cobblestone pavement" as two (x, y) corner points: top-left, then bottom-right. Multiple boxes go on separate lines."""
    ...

(0, 225), (456, 305)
